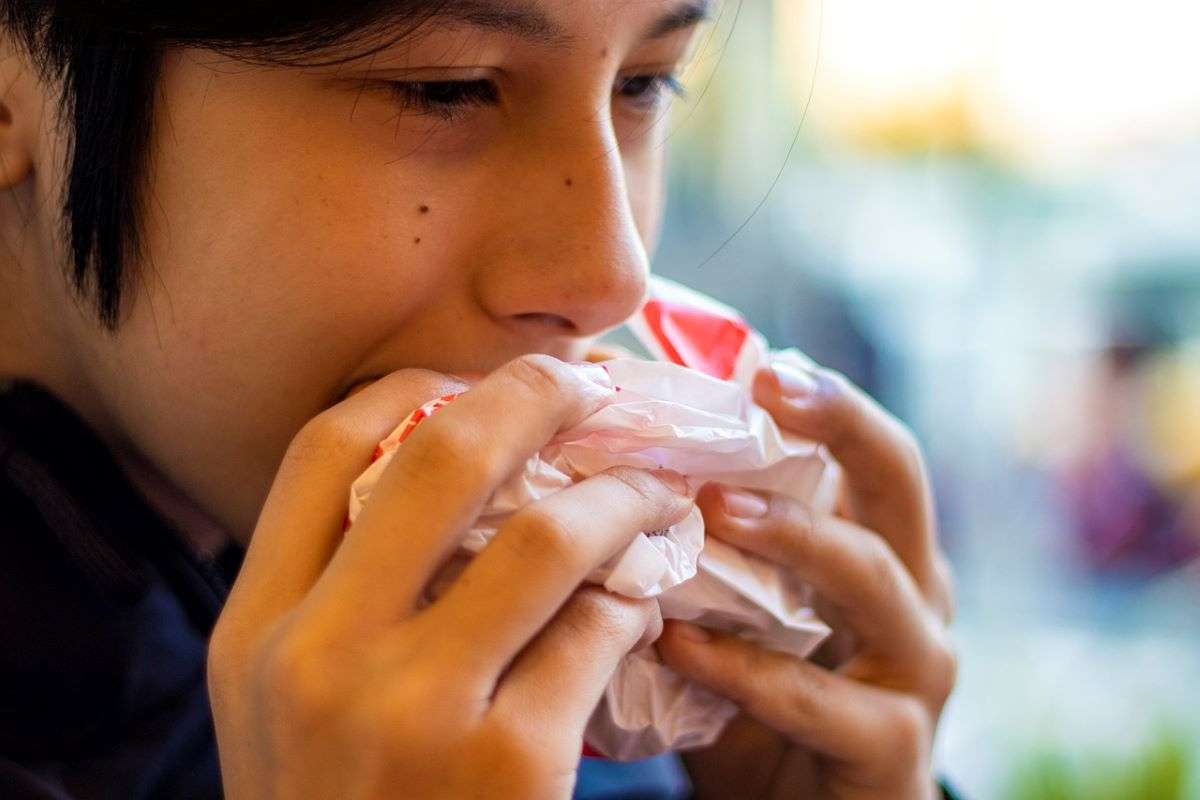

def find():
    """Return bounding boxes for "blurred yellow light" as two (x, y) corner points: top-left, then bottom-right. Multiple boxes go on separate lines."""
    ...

(772, 0), (1200, 167)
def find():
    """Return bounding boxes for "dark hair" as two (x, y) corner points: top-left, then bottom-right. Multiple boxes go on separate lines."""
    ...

(0, 2), (446, 328)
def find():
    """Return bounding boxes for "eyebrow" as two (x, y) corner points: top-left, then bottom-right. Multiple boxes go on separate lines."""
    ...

(424, 0), (713, 46)
(645, 0), (715, 39)
(427, 1), (570, 46)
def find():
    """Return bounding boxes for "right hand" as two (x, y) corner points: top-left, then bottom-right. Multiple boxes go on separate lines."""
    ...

(207, 355), (695, 799)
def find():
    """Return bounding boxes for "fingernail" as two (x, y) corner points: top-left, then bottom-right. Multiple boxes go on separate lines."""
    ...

(720, 486), (769, 518)
(673, 622), (711, 643)
(651, 469), (691, 497)
(770, 362), (819, 399)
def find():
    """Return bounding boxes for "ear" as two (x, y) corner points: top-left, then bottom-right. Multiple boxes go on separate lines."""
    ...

(0, 38), (37, 190)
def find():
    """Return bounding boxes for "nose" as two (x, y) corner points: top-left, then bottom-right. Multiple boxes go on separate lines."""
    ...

(471, 115), (651, 340)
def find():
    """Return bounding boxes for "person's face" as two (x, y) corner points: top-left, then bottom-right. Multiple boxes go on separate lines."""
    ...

(48, 1), (711, 540)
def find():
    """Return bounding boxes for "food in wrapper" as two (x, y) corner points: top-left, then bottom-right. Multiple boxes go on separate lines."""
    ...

(345, 275), (839, 760)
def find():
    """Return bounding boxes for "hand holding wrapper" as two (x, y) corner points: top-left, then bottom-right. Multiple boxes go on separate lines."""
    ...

(345, 276), (839, 760)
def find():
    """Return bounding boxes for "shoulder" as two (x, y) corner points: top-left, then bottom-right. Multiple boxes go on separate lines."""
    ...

(0, 457), (202, 758)
(0, 381), (210, 758)
(0, 382), (227, 797)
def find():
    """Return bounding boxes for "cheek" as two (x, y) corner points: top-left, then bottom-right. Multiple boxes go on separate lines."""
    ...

(140, 153), (432, 382)
(100, 233), (440, 536)
(88, 135), (454, 536)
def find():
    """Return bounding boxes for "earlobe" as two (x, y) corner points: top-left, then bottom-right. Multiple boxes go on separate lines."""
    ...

(0, 40), (37, 190)
(0, 94), (34, 189)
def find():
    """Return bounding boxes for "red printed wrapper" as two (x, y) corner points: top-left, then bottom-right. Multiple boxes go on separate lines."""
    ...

(346, 275), (837, 761)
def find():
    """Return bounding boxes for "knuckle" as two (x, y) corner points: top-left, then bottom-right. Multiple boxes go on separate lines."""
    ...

(601, 466), (673, 509)
(925, 630), (959, 705)
(508, 505), (584, 571)
(859, 531), (903, 598)
(886, 697), (932, 766)
(288, 410), (374, 466)
(778, 499), (819, 557)
(415, 422), (493, 486)
(255, 631), (335, 719)
(779, 664), (828, 727)
(562, 588), (648, 641)
(558, 590), (657, 654)
(504, 353), (573, 400)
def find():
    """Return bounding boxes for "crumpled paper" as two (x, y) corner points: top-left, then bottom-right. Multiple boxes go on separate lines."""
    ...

(346, 276), (839, 761)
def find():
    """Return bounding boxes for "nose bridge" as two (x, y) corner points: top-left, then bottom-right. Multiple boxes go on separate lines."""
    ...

(476, 109), (650, 337)
(561, 130), (647, 292)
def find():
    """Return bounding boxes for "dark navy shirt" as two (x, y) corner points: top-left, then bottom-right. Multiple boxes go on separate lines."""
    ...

(0, 380), (691, 799)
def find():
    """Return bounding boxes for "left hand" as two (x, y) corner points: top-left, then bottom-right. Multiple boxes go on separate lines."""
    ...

(654, 361), (957, 800)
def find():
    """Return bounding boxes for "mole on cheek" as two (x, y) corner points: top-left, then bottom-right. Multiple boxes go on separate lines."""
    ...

(564, 177), (573, 188)
(418, 204), (430, 214)
(599, 47), (609, 58)
(413, 237), (421, 244)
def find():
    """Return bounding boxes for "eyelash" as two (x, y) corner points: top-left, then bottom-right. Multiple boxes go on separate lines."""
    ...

(386, 79), (500, 121)
(385, 73), (686, 121)
(615, 73), (688, 110)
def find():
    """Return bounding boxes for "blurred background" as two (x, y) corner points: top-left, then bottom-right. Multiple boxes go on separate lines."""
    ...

(641, 1), (1200, 796)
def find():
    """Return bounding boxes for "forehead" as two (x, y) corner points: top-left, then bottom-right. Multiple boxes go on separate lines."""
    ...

(416, 0), (713, 45)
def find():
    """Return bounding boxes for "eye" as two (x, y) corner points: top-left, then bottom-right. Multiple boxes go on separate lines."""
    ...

(614, 73), (687, 111)
(385, 79), (500, 121)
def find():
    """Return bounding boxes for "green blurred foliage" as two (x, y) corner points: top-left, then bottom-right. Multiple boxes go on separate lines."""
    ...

(1004, 727), (1194, 800)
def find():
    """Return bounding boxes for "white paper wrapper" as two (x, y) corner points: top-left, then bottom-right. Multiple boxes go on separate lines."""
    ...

(346, 275), (838, 761)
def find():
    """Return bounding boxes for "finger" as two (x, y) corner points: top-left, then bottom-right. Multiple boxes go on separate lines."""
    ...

(310, 355), (616, 629)
(751, 363), (940, 596)
(491, 588), (660, 737)
(657, 623), (933, 775)
(226, 369), (468, 629)
(696, 482), (937, 665)
(423, 465), (693, 678)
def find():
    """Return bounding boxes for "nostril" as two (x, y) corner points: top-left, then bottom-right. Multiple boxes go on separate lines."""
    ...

(514, 312), (576, 331)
